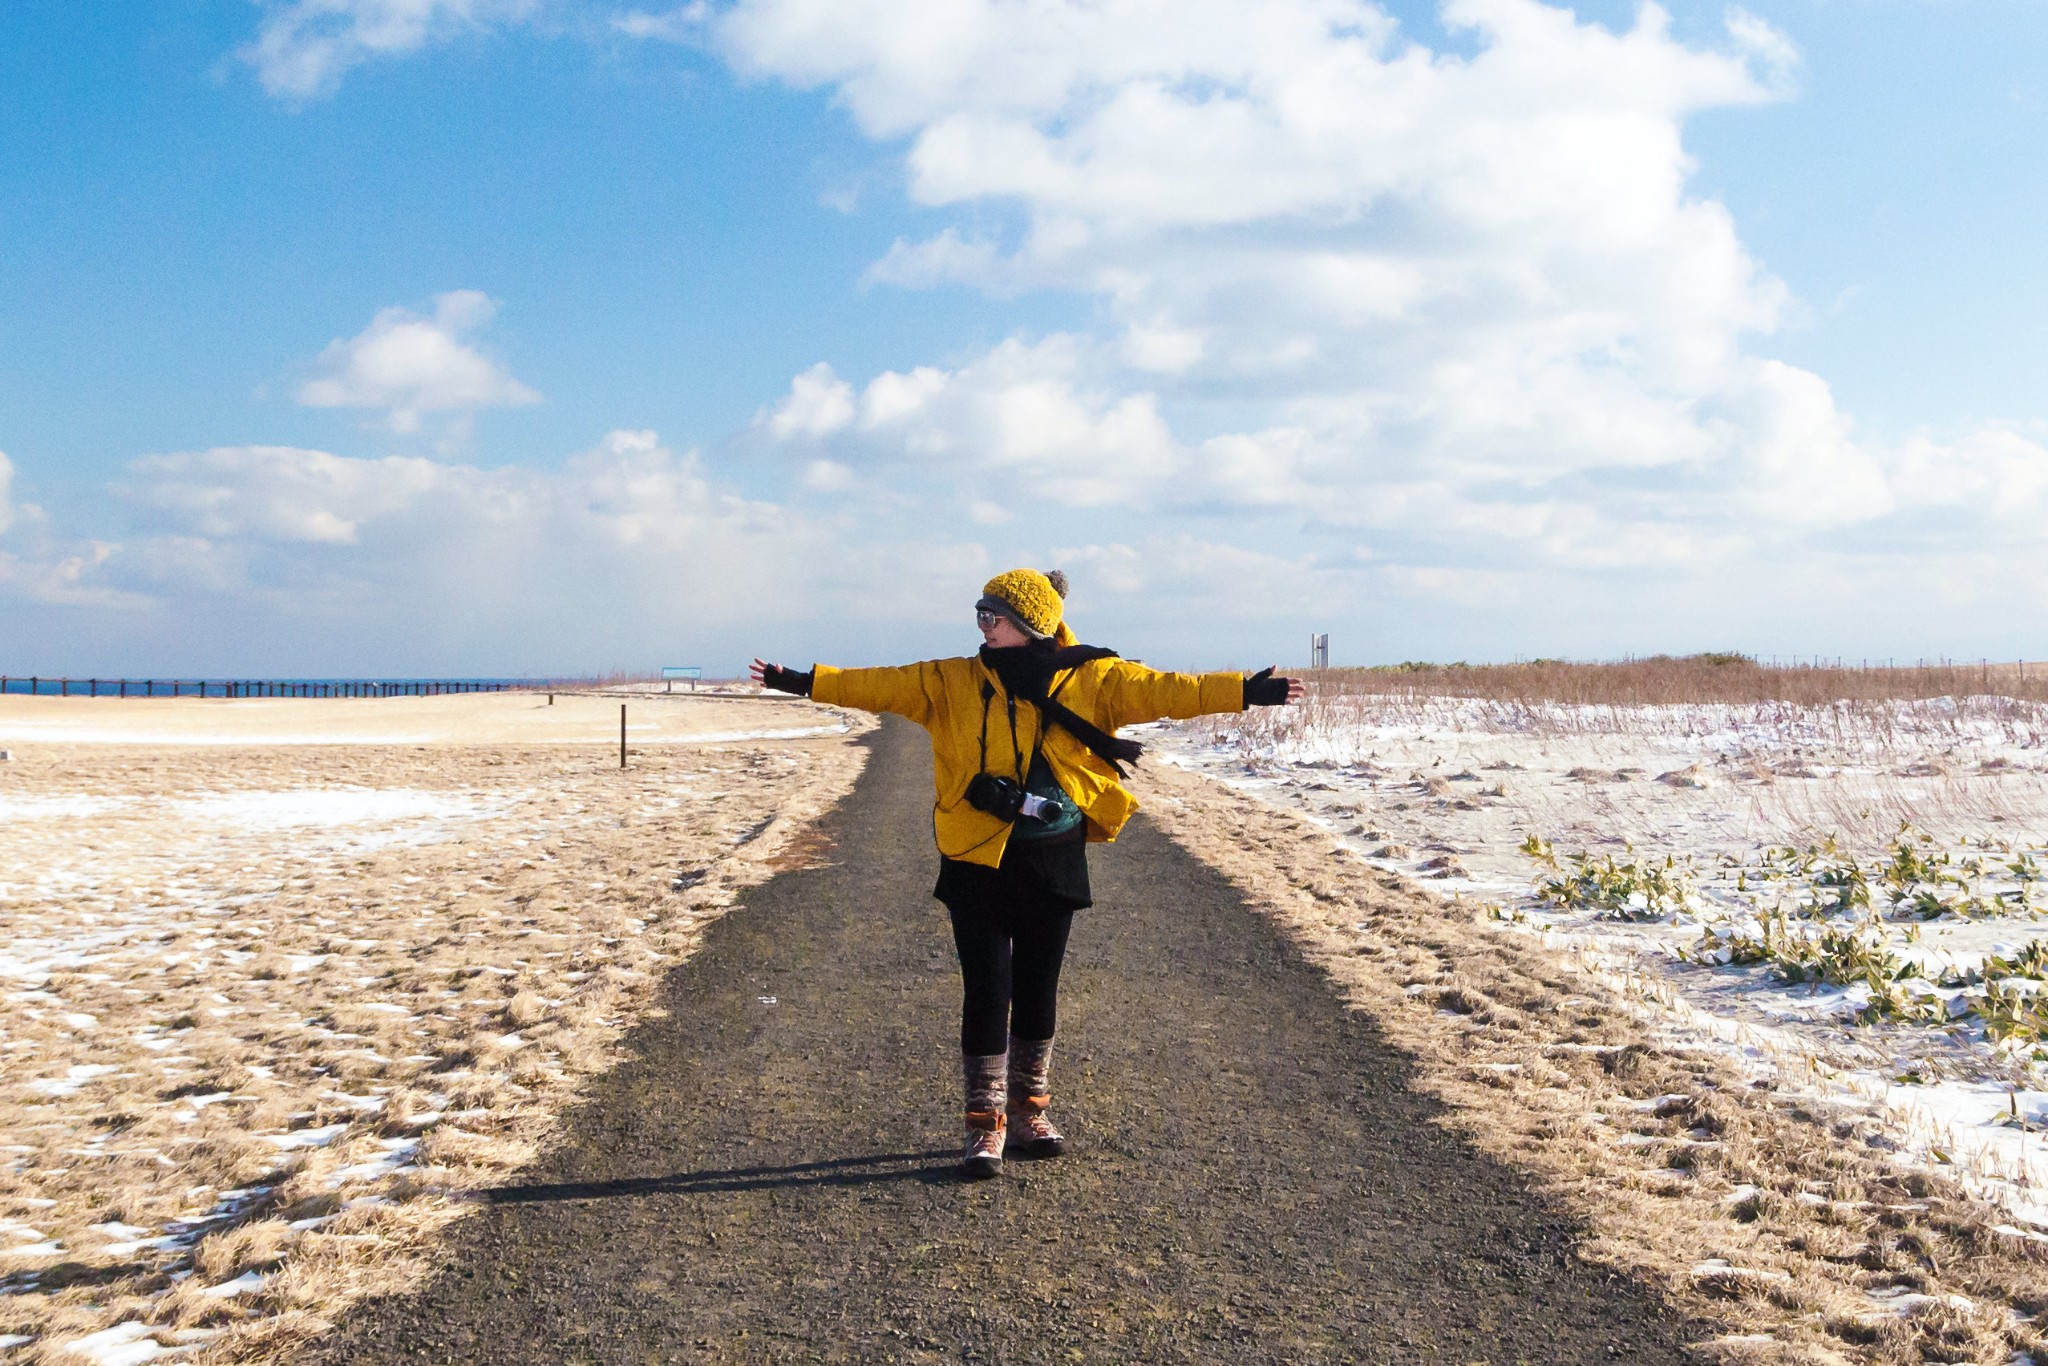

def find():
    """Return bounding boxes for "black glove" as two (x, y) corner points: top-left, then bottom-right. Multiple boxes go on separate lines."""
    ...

(760, 664), (813, 697)
(1243, 666), (1293, 707)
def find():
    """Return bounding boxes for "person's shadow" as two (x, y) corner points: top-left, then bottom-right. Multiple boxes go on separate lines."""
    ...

(478, 1149), (959, 1204)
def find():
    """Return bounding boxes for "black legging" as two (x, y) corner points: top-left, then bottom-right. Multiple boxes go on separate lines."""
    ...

(946, 896), (1075, 1056)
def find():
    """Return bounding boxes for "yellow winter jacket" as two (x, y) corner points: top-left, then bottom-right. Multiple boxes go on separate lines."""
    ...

(810, 628), (1246, 867)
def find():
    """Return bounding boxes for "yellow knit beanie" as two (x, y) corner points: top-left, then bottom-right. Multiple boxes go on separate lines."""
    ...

(978, 568), (1067, 638)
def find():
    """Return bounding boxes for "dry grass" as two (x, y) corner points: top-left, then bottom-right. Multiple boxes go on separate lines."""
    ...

(1317, 656), (2048, 708)
(1139, 760), (2048, 1365)
(1225, 658), (2048, 757)
(0, 728), (870, 1362)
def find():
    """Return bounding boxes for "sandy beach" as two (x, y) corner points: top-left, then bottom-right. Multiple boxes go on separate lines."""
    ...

(0, 689), (846, 748)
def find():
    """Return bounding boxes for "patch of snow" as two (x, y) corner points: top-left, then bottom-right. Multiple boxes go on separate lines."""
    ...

(675, 724), (851, 743)
(28, 1064), (119, 1096)
(197, 1270), (268, 1298)
(1864, 1285), (1976, 1316)
(1, 1239), (61, 1259)
(262, 1122), (349, 1150)
(87, 1221), (151, 1240)
(327, 1137), (419, 1186)
(0, 795), (133, 821)
(1691, 1258), (1790, 1284)
(169, 789), (502, 831)
(47, 1320), (169, 1366)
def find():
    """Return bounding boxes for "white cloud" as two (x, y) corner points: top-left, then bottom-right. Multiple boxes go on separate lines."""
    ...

(866, 229), (1006, 291)
(241, 0), (536, 100)
(1723, 6), (1800, 94)
(763, 337), (1184, 508)
(967, 499), (1011, 526)
(80, 432), (793, 658)
(31, 430), (1013, 668)
(297, 291), (539, 439)
(121, 446), (448, 544)
(721, 0), (2048, 602)
(1053, 536), (1315, 621)
(1120, 320), (1206, 375)
(764, 362), (856, 439)
(0, 452), (150, 609)
(801, 458), (856, 492)
(183, 0), (2048, 661)
(611, 4), (708, 41)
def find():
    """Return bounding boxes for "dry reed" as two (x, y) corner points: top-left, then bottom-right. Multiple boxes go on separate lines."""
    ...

(1313, 655), (2048, 708)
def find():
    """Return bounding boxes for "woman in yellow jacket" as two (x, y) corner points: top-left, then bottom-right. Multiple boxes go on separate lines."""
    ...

(751, 568), (1302, 1178)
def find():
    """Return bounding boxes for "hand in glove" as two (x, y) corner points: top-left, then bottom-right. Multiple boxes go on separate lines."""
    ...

(1242, 666), (1305, 707)
(749, 658), (814, 697)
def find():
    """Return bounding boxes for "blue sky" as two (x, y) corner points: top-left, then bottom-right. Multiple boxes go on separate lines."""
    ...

(4, 0), (2047, 674)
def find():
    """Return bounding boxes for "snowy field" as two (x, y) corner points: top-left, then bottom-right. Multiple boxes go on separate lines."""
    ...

(1151, 691), (2048, 1237)
(0, 695), (870, 1363)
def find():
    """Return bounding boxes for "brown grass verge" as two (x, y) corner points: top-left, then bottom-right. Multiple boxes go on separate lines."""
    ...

(1306, 656), (2048, 708)
(0, 727), (871, 1363)
(1138, 760), (2048, 1365)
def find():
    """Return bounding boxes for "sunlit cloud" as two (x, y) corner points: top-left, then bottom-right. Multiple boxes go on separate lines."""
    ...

(296, 291), (539, 442)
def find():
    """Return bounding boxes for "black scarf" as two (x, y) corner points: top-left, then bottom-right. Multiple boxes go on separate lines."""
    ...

(979, 641), (1144, 775)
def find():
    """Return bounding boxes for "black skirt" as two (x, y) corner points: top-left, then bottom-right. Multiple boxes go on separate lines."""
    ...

(934, 826), (1090, 911)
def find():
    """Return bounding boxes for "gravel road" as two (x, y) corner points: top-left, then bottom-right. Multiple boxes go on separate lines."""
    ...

(318, 717), (1705, 1364)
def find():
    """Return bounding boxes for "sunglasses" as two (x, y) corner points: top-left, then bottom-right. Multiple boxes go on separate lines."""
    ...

(975, 609), (1004, 630)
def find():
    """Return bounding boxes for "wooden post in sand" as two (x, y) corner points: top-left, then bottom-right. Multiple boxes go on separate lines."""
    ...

(620, 704), (628, 769)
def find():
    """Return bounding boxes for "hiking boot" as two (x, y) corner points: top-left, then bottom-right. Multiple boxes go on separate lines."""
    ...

(1006, 1035), (1065, 1158)
(960, 1049), (1008, 1179)
(961, 1109), (1006, 1179)
(1006, 1092), (1065, 1159)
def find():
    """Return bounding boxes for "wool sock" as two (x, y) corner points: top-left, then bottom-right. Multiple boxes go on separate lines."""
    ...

(963, 1050), (1007, 1116)
(1008, 1035), (1053, 1103)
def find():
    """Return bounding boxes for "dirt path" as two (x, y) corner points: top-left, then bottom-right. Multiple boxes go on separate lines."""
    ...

(317, 718), (1706, 1364)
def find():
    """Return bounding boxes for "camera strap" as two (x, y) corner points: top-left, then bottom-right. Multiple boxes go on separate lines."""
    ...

(929, 680), (1010, 862)
(978, 679), (993, 776)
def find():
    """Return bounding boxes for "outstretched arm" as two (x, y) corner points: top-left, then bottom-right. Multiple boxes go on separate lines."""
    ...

(752, 656), (952, 728)
(1097, 661), (1305, 728)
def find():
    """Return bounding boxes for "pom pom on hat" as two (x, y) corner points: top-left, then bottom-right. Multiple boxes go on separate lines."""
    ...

(979, 568), (1066, 638)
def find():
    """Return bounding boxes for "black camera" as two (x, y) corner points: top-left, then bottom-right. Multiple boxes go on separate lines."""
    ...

(964, 772), (1028, 822)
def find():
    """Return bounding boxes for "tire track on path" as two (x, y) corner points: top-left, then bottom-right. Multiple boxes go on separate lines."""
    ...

(319, 717), (1704, 1364)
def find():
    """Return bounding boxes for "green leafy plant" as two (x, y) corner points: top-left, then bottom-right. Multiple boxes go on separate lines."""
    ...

(1520, 839), (1695, 921)
(1973, 980), (2048, 1044)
